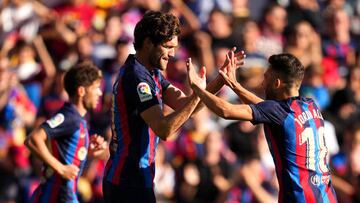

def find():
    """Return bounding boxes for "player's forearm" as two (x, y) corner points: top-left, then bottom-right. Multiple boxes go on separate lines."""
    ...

(193, 74), (224, 114)
(192, 84), (232, 119)
(158, 94), (200, 140)
(25, 132), (65, 174)
(207, 74), (225, 94)
(232, 82), (263, 104)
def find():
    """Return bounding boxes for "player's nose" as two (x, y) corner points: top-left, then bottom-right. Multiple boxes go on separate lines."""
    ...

(98, 88), (103, 96)
(168, 48), (175, 58)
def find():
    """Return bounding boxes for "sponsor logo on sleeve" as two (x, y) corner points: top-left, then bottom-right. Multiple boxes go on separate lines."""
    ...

(46, 113), (65, 128)
(137, 82), (153, 102)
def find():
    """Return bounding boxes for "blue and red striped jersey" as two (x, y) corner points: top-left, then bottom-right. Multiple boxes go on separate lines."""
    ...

(250, 97), (337, 203)
(31, 102), (89, 203)
(104, 55), (170, 188)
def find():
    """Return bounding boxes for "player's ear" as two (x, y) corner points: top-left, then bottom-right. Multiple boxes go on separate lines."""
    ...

(77, 86), (86, 97)
(143, 37), (154, 49)
(275, 78), (281, 88)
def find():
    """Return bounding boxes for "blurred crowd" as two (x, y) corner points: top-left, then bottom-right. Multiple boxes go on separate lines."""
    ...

(0, 0), (360, 202)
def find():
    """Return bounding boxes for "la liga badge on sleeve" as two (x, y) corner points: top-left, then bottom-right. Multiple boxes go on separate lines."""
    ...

(137, 82), (153, 102)
(46, 113), (65, 128)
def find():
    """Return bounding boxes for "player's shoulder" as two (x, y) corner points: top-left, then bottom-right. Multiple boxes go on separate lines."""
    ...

(122, 61), (152, 87)
(45, 103), (82, 128)
(59, 103), (82, 118)
(284, 96), (316, 108)
(256, 99), (283, 109)
(254, 99), (301, 119)
(287, 96), (314, 103)
(252, 99), (288, 116)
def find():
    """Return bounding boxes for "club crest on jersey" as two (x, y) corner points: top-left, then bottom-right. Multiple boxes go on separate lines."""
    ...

(77, 147), (87, 161)
(137, 82), (152, 102)
(46, 113), (65, 128)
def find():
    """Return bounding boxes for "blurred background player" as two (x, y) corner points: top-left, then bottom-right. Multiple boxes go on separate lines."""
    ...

(25, 61), (108, 203)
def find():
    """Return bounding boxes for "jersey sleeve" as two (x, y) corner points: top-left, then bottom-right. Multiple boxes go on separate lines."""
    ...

(249, 100), (288, 125)
(130, 72), (161, 113)
(160, 72), (170, 91)
(41, 112), (79, 139)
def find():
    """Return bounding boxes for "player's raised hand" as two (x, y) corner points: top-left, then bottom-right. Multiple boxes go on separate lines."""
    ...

(186, 58), (206, 89)
(89, 134), (108, 159)
(220, 47), (247, 89)
(59, 164), (79, 180)
(219, 51), (239, 89)
(219, 47), (246, 72)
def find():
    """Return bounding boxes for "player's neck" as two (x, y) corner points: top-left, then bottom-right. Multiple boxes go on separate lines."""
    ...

(76, 105), (87, 117)
(279, 89), (299, 100)
(135, 51), (154, 72)
(70, 97), (87, 117)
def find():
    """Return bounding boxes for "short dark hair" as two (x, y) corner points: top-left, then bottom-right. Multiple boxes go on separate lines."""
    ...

(268, 53), (305, 89)
(64, 61), (102, 98)
(133, 11), (180, 50)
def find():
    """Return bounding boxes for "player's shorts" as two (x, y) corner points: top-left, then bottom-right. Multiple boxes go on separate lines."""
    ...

(30, 184), (78, 203)
(103, 179), (156, 203)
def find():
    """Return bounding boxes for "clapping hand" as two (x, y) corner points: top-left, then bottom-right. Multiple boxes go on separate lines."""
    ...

(219, 48), (246, 89)
(219, 47), (246, 72)
(186, 58), (206, 89)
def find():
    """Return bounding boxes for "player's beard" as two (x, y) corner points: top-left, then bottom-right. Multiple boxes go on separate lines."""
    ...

(83, 96), (98, 110)
(83, 99), (92, 110)
(149, 53), (167, 71)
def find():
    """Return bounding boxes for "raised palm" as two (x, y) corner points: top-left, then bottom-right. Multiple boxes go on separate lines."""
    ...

(186, 58), (206, 89)
(219, 48), (246, 88)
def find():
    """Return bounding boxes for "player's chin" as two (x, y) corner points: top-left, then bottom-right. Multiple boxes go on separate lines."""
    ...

(160, 64), (167, 71)
(86, 101), (99, 110)
(160, 59), (169, 70)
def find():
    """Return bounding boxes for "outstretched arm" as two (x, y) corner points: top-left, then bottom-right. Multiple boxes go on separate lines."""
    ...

(163, 47), (245, 112)
(205, 47), (246, 96)
(141, 59), (207, 140)
(187, 58), (253, 121)
(219, 51), (264, 104)
(191, 82), (253, 120)
(190, 48), (246, 114)
(25, 128), (79, 180)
